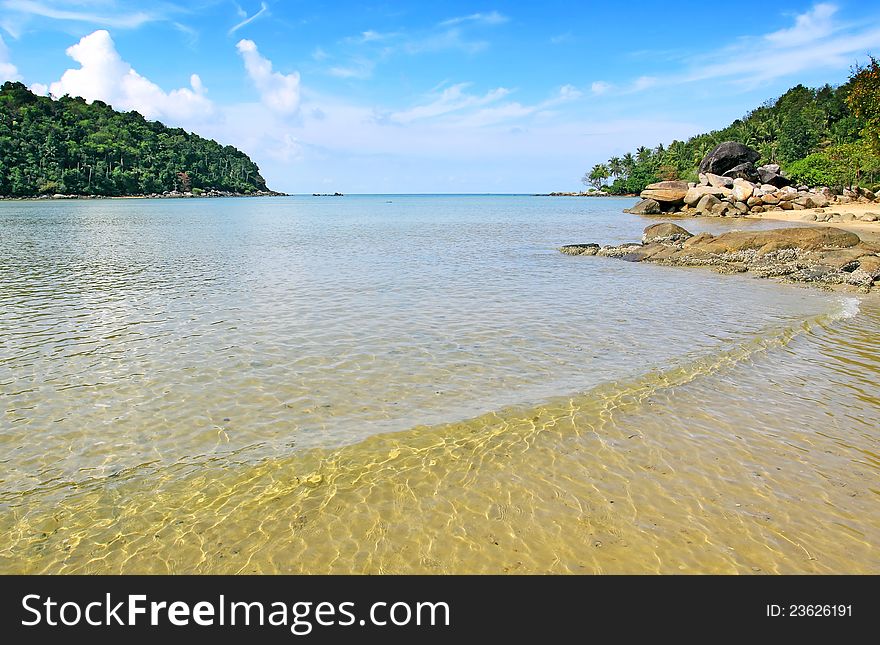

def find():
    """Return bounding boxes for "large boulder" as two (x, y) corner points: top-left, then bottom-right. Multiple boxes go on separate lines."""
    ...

(756, 164), (792, 187)
(694, 193), (722, 214)
(625, 198), (662, 215)
(642, 222), (693, 243)
(640, 180), (689, 203)
(722, 162), (759, 182)
(684, 185), (732, 205)
(705, 173), (733, 188)
(699, 142), (760, 176)
(732, 178), (755, 202)
(698, 227), (861, 254)
(794, 192), (830, 209)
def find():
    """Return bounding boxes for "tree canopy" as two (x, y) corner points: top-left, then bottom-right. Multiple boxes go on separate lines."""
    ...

(587, 64), (880, 195)
(0, 81), (270, 197)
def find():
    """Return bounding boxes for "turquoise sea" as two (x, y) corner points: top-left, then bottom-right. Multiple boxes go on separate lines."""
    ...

(0, 195), (877, 573)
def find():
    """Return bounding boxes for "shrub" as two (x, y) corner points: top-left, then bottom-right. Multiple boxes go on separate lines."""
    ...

(786, 153), (841, 187)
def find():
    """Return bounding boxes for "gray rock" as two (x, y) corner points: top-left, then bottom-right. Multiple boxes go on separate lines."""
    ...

(722, 162), (759, 182)
(699, 141), (760, 176)
(756, 164), (792, 187)
(695, 193), (722, 214)
(560, 243), (600, 256)
(643, 222), (693, 243)
(625, 198), (662, 215)
(705, 173), (733, 188)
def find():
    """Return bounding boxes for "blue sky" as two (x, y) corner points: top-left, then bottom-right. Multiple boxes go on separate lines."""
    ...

(1, 1), (879, 193)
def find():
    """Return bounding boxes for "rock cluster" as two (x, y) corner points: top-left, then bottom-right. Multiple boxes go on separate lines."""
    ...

(560, 223), (880, 291)
(624, 141), (880, 218)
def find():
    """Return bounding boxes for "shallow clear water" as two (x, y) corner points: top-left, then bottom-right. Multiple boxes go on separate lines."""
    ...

(0, 196), (877, 573)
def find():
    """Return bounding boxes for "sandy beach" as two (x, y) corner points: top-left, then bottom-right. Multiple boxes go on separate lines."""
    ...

(748, 202), (880, 242)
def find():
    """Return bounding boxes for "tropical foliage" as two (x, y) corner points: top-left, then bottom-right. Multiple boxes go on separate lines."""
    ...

(0, 81), (269, 196)
(588, 62), (880, 195)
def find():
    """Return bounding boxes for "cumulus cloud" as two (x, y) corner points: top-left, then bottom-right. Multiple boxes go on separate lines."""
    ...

(236, 38), (300, 115)
(45, 30), (212, 120)
(0, 34), (20, 80)
(591, 81), (611, 95)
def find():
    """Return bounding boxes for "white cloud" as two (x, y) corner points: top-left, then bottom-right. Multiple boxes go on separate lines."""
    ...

(327, 55), (376, 80)
(439, 11), (508, 27)
(1, 0), (156, 29)
(389, 83), (510, 123)
(45, 30), (212, 120)
(403, 28), (488, 55)
(345, 30), (396, 44)
(236, 38), (300, 114)
(621, 2), (880, 91)
(557, 84), (582, 101)
(0, 34), (20, 81)
(765, 3), (837, 46)
(631, 76), (657, 92)
(591, 81), (611, 95)
(385, 83), (582, 128)
(229, 1), (268, 35)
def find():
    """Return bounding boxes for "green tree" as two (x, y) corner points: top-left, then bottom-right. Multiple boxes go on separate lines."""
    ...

(846, 56), (880, 154)
(584, 163), (610, 190)
(778, 111), (820, 164)
(0, 81), (272, 197)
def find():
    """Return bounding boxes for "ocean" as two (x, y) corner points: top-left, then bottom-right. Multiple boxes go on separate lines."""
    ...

(0, 195), (877, 573)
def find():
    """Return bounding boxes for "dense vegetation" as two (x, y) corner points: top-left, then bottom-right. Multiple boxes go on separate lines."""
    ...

(584, 58), (880, 194)
(0, 81), (269, 196)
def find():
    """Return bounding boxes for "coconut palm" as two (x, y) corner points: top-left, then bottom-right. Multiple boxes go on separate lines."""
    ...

(608, 156), (623, 179)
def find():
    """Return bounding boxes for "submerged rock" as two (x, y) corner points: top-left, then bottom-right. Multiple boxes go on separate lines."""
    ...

(560, 223), (879, 291)
(642, 222), (693, 243)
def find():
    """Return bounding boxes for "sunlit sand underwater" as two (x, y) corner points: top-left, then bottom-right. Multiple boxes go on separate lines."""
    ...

(1, 196), (878, 573)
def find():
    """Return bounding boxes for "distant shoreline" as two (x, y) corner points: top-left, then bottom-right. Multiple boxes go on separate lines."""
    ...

(0, 190), (287, 201)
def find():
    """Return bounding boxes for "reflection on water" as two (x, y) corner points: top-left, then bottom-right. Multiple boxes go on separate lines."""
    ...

(0, 196), (877, 573)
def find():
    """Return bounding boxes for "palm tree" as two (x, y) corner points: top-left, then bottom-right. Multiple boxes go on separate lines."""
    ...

(636, 146), (651, 164)
(608, 156), (623, 179)
(621, 152), (635, 178)
(584, 163), (610, 190)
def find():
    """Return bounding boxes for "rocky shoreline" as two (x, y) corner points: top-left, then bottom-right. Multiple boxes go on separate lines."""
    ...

(626, 141), (880, 221)
(0, 189), (286, 201)
(561, 222), (880, 291)
(534, 191), (638, 197)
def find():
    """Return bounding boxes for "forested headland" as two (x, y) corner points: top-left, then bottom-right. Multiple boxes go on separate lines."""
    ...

(0, 81), (275, 197)
(584, 57), (880, 194)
